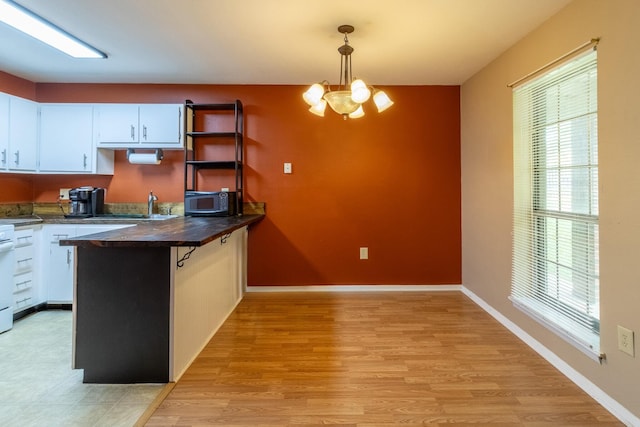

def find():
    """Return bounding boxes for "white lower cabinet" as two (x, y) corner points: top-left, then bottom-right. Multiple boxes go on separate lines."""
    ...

(13, 225), (41, 313)
(44, 225), (77, 303)
(43, 224), (134, 303)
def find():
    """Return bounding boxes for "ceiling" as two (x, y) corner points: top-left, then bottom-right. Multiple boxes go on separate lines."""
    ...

(0, 0), (571, 86)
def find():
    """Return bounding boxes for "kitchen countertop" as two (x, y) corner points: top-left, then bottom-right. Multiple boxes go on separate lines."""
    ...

(0, 214), (264, 247)
(0, 216), (45, 226)
(59, 214), (264, 248)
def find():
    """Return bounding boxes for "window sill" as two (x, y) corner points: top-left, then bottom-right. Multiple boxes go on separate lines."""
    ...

(510, 296), (604, 363)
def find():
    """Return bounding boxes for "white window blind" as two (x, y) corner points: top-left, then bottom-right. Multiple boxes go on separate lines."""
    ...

(511, 49), (600, 359)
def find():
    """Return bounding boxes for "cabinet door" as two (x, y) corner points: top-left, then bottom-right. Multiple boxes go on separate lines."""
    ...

(0, 93), (8, 171)
(139, 104), (182, 145)
(95, 104), (139, 144)
(39, 104), (94, 172)
(8, 96), (38, 171)
(45, 226), (76, 303)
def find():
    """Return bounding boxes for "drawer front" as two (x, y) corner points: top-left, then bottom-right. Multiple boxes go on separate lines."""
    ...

(14, 245), (34, 273)
(15, 227), (34, 247)
(50, 231), (74, 243)
(13, 271), (34, 293)
(14, 294), (33, 311)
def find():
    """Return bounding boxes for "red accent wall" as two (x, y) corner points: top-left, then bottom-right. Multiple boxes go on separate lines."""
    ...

(0, 71), (36, 100)
(2, 81), (461, 286)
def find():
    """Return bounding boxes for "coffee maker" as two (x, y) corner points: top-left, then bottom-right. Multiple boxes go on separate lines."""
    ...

(66, 187), (105, 218)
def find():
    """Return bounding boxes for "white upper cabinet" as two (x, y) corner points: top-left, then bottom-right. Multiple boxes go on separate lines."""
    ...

(139, 104), (183, 145)
(39, 104), (94, 173)
(0, 93), (8, 171)
(0, 93), (180, 175)
(96, 104), (183, 148)
(8, 96), (38, 171)
(95, 104), (139, 144)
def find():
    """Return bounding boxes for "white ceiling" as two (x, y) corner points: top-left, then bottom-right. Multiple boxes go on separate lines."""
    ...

(0, 0), (571, 85)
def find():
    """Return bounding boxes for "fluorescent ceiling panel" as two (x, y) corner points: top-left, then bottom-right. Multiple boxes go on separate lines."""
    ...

(0, 0), (106, 58)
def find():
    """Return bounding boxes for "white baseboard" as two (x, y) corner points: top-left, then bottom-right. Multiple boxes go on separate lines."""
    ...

(461, 286), (640, 427)
(246, 284), (462, 293)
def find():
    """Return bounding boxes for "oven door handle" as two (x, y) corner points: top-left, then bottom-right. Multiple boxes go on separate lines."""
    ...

(0, 240), (15, 253)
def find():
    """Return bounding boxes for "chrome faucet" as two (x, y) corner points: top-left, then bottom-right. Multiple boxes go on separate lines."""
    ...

(148, 191), (157, 216)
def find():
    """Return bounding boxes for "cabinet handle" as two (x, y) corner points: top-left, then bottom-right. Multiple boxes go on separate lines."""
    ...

(67, 249), (71, 266)
(16, 279), (32, 289)
(83, 154), (88, 169)
(17, 297), (31, 307)
(1, 149), (6, 165)
(143, 125), (147, 140)
(14, 150), (19, 166)
(131, 125), (135, 140)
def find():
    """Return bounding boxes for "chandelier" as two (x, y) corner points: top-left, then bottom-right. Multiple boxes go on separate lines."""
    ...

(303, 25), (394, 120)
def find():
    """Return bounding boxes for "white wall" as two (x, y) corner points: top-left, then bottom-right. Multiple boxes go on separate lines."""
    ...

(461, 0), (640, 418)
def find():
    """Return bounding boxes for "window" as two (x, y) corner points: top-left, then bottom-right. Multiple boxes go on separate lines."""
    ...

(511, 49), (600, 359)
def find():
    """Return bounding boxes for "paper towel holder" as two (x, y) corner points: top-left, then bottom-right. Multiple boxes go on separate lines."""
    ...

(126, 148), (164, 165)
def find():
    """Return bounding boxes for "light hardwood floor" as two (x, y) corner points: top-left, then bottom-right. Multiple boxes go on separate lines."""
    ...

(146, 291), (622, 426)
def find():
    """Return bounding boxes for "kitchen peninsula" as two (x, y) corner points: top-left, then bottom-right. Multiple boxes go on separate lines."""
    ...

(60, 214), (263, 384)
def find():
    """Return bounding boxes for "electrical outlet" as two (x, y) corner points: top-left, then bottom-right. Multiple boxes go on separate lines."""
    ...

(617, 325), (635, 357)
(59, 188), (70, 200)
(359, 247), (368, 260)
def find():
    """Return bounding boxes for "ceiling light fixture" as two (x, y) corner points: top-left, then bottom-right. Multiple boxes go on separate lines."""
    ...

(0, 0), (106, 59)
(303, 25), (393, 120)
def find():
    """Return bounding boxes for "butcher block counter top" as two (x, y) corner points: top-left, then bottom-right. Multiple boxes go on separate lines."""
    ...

(58, 214), (263, 248)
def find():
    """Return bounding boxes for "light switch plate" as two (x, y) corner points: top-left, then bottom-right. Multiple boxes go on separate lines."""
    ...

(284, 162), (292, 174)
(359, 247), (368, 260)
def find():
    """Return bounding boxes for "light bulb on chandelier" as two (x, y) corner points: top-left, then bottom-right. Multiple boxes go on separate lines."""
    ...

(303, 25), (393, 120)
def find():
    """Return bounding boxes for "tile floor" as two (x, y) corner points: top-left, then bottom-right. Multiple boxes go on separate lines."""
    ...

(0, 310), (165, 427)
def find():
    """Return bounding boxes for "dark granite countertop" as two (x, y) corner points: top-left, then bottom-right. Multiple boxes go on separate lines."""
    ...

(53, 214), (265, 248)
(0, 215), (185, 227)
(0, 216), (45, 227)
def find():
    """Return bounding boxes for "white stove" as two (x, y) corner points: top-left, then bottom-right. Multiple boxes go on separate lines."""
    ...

(0, 224), (15, 333)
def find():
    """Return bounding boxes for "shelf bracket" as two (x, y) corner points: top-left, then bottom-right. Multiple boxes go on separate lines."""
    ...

(177, 246), (197, 268)
(220, 233), (232, 245)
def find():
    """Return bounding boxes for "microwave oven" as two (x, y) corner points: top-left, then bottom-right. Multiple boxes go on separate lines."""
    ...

(185, 191), (237, 216)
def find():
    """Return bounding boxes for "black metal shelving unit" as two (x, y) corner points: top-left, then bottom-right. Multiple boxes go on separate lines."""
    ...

(184, 99), (244, 216)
